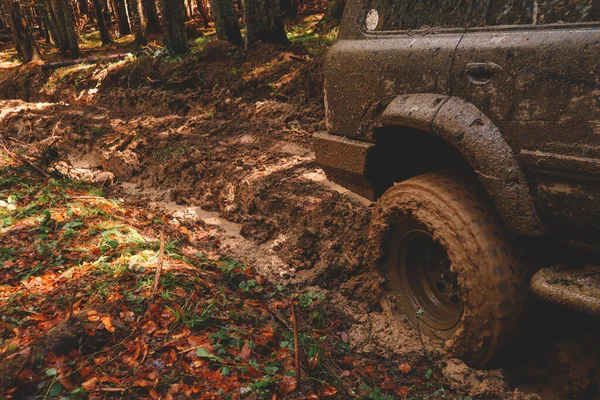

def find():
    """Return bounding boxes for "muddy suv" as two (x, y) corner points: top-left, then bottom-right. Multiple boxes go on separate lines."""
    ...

(315, 1), (599, 366)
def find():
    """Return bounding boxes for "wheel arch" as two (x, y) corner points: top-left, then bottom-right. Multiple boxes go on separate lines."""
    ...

(378, 94), (544, 237)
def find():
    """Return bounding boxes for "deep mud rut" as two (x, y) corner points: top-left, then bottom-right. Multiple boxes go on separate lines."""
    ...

(0, 42), (598, 399)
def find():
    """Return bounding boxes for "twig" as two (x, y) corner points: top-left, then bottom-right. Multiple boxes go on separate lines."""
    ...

(415, 307), (429, 360)
(68, 278), (80, 320)
(0, 141), (50, 179)
(94, 387), (126, 392)
(152, 228), (165, 294)
(290, 300), (301, 383)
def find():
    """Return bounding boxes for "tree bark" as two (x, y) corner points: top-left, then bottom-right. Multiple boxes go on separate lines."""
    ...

(196, 0), (209, 28)
(209, 0), (242, 46)
(2, 0), (40, 62)
(158, 0), (188, 53)
(91, 0), (112, 44)
(57, 0), (80, 56)
(324, 0), (344, 22)
(140, 0), (160, 33)
(111, 0), (130, 35)
(76, 0), (88, 16)
(44, 0), (67, 53)
(279, 0), (297, 20)
(126, 0), (146, 45)
(242, 0), (287, 49)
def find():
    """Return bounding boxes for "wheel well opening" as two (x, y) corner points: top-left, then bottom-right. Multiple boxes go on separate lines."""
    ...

(367, 126), (479, 199)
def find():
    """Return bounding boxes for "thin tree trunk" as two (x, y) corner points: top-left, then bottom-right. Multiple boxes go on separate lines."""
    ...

(185, 0), (192, 19)
(158, 0), (188, 53)
(44, 0), (67, 53)
(209, 0), (242, 46)
(196, 0), (209, 28)
(2, 0), (41, 62)
(92, 0), (112, 44)
(140, 0), (160, 33)
(58, 0), (80, 56)
(126, 0), (146, 45)
(111, 0), (130, 35)
(242, 0), (287, 49)
(77, 0), (88, 16)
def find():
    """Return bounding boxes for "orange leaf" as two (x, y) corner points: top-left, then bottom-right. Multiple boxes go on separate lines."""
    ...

(87, 310), (100, 322)
(238, 342), (252, 361)
(399, 363), (411, 374)
(318, 384), (337, 398)
(397, 386), (411, 396)
(134, 379), (153, 387)
(101, 316), (115, 332)
(278, 375), (296, 395)
(81, 377), (98, 391)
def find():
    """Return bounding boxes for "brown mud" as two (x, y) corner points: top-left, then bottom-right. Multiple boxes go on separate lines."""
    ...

(1, 41), (598, 399)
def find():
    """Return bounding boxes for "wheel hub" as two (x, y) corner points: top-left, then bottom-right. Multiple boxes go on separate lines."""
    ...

(397, 230), (464, 332)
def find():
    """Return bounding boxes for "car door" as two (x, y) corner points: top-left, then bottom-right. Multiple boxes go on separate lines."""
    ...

(325, 0), (472, 142)
(450, 0), (600, 246)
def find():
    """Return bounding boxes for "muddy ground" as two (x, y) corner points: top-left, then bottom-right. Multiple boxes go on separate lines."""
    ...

(1, 36), (599, 399)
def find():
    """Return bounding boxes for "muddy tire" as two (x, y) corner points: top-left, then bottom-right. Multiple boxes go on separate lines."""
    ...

(369, 173), (524, 366)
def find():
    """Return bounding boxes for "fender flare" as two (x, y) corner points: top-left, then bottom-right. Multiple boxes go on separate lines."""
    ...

(380, 94), (544, 237)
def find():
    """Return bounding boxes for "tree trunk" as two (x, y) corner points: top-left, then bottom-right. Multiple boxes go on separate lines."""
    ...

(77, 0), (88, 16)
(140, 0), (160, 33)
(158, 0), (188, 53)
(196, 0), (209, 28)
(185, 0), (192, 19)
(324, 0), (344, 21)
(92, 0), (112, 44)
(57, 0), (80, 56)
(279, 0), (296, 20)
(126, 0), (146, 45)
(111, 0), (130, 35)
(44, 0), (67, 53)
(209, 0), (242, 46)
(2, 0), (40, 62)
(242, 0), (287, 49)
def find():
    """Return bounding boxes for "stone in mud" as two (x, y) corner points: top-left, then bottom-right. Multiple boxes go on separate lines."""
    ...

(102, 150), (140, 179)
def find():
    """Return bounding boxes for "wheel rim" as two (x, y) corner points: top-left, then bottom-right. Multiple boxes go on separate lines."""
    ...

(396, 230), (464, 332)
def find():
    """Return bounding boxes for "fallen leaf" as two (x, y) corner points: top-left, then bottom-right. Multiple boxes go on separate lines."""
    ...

(238, 342), (252, 361)
(87, 310), (100, 322)
(278, 375), (296, 395)
(318, 384), (337, 398)
(134, 379), (153, 387)
(101, 316), (115, 332)
(399, 363), (411, 374)
(81, 377), (98, 391)
(341, 331), (348, 343)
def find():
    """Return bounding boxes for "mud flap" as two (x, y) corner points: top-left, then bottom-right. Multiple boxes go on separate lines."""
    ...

(531, 265), (600, 316)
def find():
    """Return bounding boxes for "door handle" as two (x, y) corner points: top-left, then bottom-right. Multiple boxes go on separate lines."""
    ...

(465, 62), (503, 85)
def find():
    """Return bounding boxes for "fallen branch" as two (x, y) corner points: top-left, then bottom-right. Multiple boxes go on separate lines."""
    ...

(0, 141), (50, 179)
(290, 300), (301, 383)
(40, 52), (140, 71)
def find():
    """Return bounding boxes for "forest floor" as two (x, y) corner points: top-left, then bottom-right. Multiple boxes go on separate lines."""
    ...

(0, 17), (599, 400)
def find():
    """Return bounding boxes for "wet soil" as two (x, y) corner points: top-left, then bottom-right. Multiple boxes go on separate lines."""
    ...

(1, 41), (598, 399)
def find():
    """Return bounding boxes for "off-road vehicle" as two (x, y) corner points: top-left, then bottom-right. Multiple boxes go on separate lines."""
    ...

(315, 0), (599, 366)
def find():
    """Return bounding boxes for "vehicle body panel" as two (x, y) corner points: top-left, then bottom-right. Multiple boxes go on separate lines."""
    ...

(321, 0), (600, 247)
